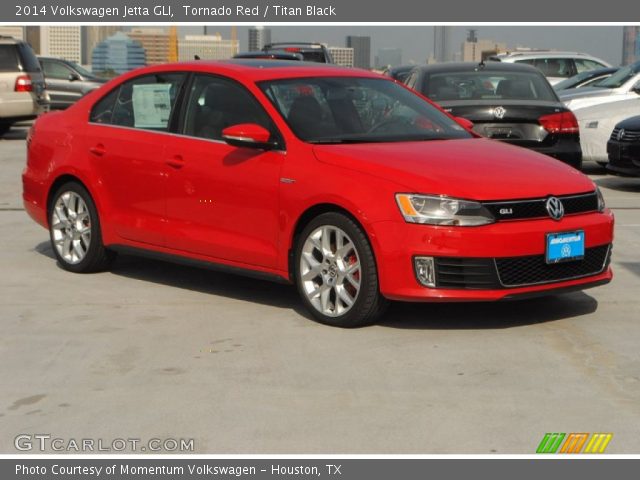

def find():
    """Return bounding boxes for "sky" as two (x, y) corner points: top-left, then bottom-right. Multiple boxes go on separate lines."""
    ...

(182, 25), (625, 66)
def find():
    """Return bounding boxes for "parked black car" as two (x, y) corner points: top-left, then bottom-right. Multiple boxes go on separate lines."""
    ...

(38, 56), (106, 109)
(383, 65), (416, 83)
(606, 116), (640, 176)
(404, 62), (583, 169)
(260, 43), (333, 63)
(553, 67), (619, 91)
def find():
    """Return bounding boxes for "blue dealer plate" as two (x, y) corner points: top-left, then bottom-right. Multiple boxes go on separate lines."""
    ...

(546, 230), (585, 264)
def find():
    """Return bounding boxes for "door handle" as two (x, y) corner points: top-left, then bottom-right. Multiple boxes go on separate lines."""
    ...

(166, 155), (185, 169)
(89, 144), (106, 156)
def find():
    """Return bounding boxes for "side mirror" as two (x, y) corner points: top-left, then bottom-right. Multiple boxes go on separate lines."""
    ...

(68, 73), (81, 82)
(221, 124), (275, 150)
(455, 116), (474, 130)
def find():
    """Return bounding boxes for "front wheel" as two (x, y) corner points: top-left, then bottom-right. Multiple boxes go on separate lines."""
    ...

(49, 182), (115, 273)
(294, 212), (388, 327)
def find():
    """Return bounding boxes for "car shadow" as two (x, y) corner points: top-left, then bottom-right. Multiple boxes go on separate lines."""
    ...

(594, 176), (640, 193)
(581, 162), (608, 175)
(33, 240), (600, 329)
(0, 126), (28, 141)
(619, 261), (640, 279)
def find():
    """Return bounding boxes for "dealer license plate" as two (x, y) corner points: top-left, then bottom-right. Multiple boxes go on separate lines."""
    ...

(546, 231), (585, 264)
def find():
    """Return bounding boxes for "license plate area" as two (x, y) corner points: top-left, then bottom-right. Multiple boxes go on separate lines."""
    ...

(546, 230), (585, 264)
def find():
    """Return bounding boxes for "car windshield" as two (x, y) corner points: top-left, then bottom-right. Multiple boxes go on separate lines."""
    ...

(595, 63), (639, 88)
(259, 76), (473, 144)
(421, 70), (558, 102)
(554, 71), (596, 90)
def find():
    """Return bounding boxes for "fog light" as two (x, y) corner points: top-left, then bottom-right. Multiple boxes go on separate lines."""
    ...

(414, 257), (436, 287)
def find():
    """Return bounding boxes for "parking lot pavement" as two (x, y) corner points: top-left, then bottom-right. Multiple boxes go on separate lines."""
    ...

(1, 127), (639, 453)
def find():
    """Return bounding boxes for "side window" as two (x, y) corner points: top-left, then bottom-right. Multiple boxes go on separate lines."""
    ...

(90, 73), (186, 131)
(182, 75), (273, 141)
(533, 58), (573, 78)
(575, 59), (606, 73)
(42, 60), (72, 80)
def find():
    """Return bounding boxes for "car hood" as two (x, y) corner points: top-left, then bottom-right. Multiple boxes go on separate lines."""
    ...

(312, 138), (594, 201)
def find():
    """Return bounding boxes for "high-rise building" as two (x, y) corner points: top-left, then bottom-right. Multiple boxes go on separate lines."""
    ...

(40, 26), (83, 63)
(248, 27), (271, 52)
(91, 32), (146, 75)
(328, 47), (355, 67)
(346, 36), (371, 69)
(433, 26), (452, 63)
(376, 48), (402, 69)
(83, 26), (120, 64)
(0, 26), (24, 40)
(25, 27), (41, 54)
(622, 26), (640, 65)
(127, 28), (170, 65)
(462, 39), (507, 62)
(178, 34), (239, 61)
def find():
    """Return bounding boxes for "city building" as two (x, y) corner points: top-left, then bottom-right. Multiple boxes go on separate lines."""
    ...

(82, 26), (120, 64)
(127, 28), (170, 65)
(622, 26), (640, 65)
(376, 48), (402, 69)
(0, 26), (24, 40)
(433, 26), (452, 63)
(462, 38), (507, 62)
(328, 47), (355, 67)
(346, 35), (371, 69)
(178, 34), (239, 61)
(91, 32), (146, 75)
(248, 27), (271, 52)
(40, 26), (83, 63)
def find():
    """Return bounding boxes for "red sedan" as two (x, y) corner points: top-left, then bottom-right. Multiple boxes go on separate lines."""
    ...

(22, 60), (614, 327)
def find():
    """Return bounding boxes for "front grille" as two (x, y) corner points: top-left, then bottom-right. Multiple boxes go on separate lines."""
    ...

(434, 257), (501, 289)
(483, 192), (599, 221)
(610, 127), (640, 143)
(432, 244), (611, 289)
(495, 244), (611, 287)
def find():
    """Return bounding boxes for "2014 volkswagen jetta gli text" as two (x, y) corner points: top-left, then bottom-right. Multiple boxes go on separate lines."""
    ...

(22, 60), (614, 327)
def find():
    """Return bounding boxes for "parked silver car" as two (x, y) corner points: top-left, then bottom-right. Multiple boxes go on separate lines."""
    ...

(488, 51), (611, 85)
(38, 57), (106, 110)
(0, 36), (49, 136)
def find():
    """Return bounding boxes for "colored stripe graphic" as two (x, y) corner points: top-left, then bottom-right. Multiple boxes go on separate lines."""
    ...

(584, 433), (613, 454)
(560, 433), (589, 453)
(536, 433), (565, 453)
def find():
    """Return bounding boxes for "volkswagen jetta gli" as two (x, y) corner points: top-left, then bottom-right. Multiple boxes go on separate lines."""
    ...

(23, 60), (614, 327)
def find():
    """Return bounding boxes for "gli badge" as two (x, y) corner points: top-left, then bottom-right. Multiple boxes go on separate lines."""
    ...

(493, 106), (506, 120)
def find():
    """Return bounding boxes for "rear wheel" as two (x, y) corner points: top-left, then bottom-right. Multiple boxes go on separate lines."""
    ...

(294, 212), (387, 327)
(49, 182), (115, 273)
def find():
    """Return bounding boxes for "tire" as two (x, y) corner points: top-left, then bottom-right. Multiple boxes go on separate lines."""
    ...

(49, 182), (115, 273)
(0, 123), (11, 136)
(294, 212), (388, 327)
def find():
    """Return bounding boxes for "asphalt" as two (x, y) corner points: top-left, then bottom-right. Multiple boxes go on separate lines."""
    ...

(1, 126), (639, 454)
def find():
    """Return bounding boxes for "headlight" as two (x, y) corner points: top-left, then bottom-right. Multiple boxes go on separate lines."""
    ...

(396, 194), (495, 226)
(596, 187), (605, 212)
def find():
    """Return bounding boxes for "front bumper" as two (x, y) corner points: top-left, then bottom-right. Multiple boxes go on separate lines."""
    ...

(372, 210), (614, 301)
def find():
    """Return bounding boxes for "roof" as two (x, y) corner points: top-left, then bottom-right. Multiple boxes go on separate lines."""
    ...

(113, 59), (382, 83)
(409, 62), (543, 74)
(492, 51), (603, 58)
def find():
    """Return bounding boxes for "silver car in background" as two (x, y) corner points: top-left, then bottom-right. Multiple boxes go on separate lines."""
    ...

(0, 36), (49, 136)
(38, 57), (106, 110)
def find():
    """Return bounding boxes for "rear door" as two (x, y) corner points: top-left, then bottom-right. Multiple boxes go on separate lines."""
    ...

(84, 72), (187, 246)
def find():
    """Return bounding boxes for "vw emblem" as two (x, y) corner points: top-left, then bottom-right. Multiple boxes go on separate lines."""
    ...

(617, 128), (625, 141)
(493, 106), (506, 119)
(546, 196), (564, 221)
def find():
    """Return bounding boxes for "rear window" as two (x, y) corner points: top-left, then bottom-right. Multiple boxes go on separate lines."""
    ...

(421, 71), (558, 102)
(0, 45), (19, 72)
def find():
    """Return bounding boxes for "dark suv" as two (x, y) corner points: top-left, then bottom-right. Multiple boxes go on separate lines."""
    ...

(0, 36), (49, 135)
(260, 43), (333, 63)
(404, 62), (583, 169)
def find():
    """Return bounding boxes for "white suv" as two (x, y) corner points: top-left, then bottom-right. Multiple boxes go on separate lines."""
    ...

(0, 36), (49, 136)
(488, 51), (611, 85)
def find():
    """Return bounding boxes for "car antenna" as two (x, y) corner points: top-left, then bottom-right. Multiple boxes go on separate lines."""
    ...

(476, 59), (485, 70)
(194, 55), (200, 60)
